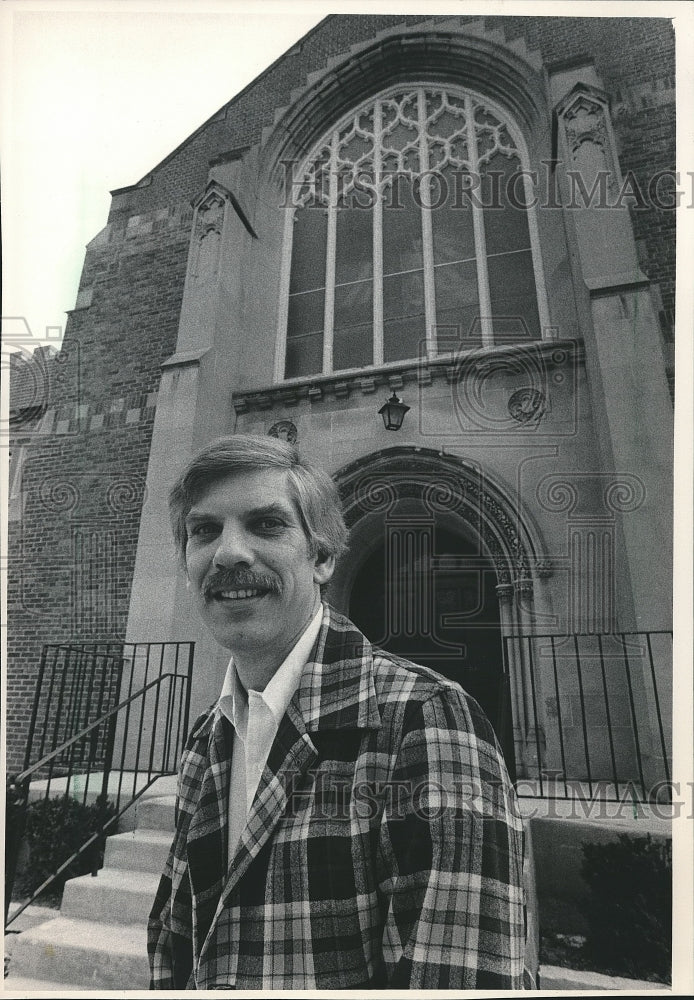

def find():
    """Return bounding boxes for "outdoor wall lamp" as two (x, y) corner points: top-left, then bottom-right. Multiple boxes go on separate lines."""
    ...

(379, 392), (410, 431)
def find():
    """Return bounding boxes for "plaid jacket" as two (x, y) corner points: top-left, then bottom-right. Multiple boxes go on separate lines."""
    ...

(148, 606), (527, 989)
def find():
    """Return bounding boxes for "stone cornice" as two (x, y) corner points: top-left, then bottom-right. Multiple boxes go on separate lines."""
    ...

(232, 339), (584, 415)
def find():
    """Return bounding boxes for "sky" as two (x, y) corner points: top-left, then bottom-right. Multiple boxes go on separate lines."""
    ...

(1, 0), (692, 354)
(1, 1), (329, 350)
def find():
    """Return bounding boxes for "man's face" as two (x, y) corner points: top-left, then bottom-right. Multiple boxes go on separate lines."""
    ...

(184, 468), (334, 667)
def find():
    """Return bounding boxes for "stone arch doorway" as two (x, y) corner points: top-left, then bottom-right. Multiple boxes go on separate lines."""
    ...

(329, 446), (551, 777)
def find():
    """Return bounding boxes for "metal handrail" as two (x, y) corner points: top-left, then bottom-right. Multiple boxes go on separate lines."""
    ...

(13, 672), (185, 786)
(5, 641), (194, 928)
(502, 630), (672, 802)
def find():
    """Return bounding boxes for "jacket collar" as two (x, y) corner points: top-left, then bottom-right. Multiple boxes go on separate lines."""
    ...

(288, 603), (382, 733)
(189, 603), (382, 741)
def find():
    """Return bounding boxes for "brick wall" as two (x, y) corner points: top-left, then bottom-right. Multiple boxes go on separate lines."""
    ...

(7, 411), (155, 772)
(7, 204), (189, 771)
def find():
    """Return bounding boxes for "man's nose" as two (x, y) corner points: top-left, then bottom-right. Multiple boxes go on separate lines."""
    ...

(212, 525), (255, 568)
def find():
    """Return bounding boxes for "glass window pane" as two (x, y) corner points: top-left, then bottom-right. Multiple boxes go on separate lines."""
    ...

(383, 270), (425, 362)
(487, 250), (540, 341)
(333, 324), (373, 371)
(382, 175), (423, 277)
(335, 206), (373, 285)
(285, 334), (323, 379)
(289, 209), (328, 294)
(481, 152), (532, 255)
(434, 259), (481, 349)
(287, 288), (324, 337)
(431, 166), (476, 265)
(286, 288), (324, 377)
(333, 279), (373, 371)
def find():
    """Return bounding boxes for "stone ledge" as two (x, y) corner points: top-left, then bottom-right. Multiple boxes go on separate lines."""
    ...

(232, 339), (583, 415)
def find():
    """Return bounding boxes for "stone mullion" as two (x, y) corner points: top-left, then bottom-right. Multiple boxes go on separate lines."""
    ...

(466, 95), (494, 348)
(417, 89), (437, 360)
(274, 207), (296, 382)
(372, 100), (384, 367)
(322, 132), (339, 374)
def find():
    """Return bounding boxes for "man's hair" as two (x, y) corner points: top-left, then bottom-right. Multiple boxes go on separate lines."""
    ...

(169, 434), (349, 563)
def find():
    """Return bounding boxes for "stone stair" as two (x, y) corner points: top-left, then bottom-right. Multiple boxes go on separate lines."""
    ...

(4, 786), (175, 992)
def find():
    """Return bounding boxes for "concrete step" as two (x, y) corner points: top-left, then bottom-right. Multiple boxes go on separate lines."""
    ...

(539, 964), (664, 991)
(61, 869), (160, 925)
(103, 829), (172, 873)
(129, 794), (176, 832)
(3, 974), (95, 993)
(6, 916), (149, 990)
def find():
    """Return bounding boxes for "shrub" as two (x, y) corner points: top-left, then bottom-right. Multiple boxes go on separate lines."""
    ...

(580, 833), (671, 982)
(13, 794), (116, 901)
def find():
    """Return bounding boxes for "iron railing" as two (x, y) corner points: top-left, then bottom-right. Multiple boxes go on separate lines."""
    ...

(455, 663), (516, 783)
(503, 631), (672, 802)
(5, 641), (194, 927)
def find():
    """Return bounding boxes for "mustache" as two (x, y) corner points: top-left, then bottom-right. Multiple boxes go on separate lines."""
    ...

(203, 569), (282, 600)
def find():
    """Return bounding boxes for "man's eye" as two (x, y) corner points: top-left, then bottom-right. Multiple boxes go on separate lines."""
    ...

(255, 517), (285, 532)
(189, 523), (218, 539)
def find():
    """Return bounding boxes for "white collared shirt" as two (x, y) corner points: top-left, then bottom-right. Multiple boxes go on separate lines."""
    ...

(216, 604), (324, 868)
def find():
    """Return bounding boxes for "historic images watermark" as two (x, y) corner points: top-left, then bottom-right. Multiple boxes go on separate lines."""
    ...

(279, 159), (689, 212)
(285, 769), (683, 823)
(1, 317), (74, 443)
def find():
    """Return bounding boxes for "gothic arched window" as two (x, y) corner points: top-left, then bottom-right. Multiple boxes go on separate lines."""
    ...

(276, 85), (548, 380)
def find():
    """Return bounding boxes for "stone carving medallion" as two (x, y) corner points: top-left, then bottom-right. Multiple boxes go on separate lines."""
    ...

(267, 419), (298, 444)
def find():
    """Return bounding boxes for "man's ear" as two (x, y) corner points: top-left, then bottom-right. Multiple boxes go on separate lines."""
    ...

(313, 553), (335, 587)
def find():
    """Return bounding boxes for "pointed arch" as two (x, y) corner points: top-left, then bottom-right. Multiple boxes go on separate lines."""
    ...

(260, 26), (549, 181)
(333, 445), (551, 594)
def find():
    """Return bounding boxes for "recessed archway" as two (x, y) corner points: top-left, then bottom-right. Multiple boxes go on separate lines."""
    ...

(327, 446), (551, 777)
(348, 522), (515, 767)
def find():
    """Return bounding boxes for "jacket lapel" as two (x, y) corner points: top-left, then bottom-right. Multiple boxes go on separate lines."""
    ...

(297, 605), (383, 734)
(186, 712), (233, 950)
(217, 698), (318, 903)
(202, 607), (383, 944)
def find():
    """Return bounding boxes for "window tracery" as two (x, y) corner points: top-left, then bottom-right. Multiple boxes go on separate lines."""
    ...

(278, 85), (547, 380)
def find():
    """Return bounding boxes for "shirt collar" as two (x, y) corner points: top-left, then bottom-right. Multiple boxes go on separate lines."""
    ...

(217, 603), (324, 732)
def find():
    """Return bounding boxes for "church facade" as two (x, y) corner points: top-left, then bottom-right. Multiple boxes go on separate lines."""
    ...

(8, 14), (674, 798)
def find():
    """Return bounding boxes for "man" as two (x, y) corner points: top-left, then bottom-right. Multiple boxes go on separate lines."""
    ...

(148, 434), (528, 989)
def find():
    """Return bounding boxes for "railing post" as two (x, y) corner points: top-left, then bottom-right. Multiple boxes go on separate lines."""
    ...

(23, 648), (49, 774)
(182, 642), (195, 748)
(4, 776), (30, 925)
(93, 710), (118, 876)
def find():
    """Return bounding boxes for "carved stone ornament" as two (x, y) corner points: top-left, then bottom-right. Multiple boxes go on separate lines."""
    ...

(196, 193), (225, 237)
(558, 90), (617, 191)
(563, 95), (608, 154)
(514, 578), (534, 598)
(495, 582), (515, 603)
(267, 420), (298, 444)
(193, 191), (227, 281)
(508, 387), (546, 423)
(535, 558), (553, 579)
